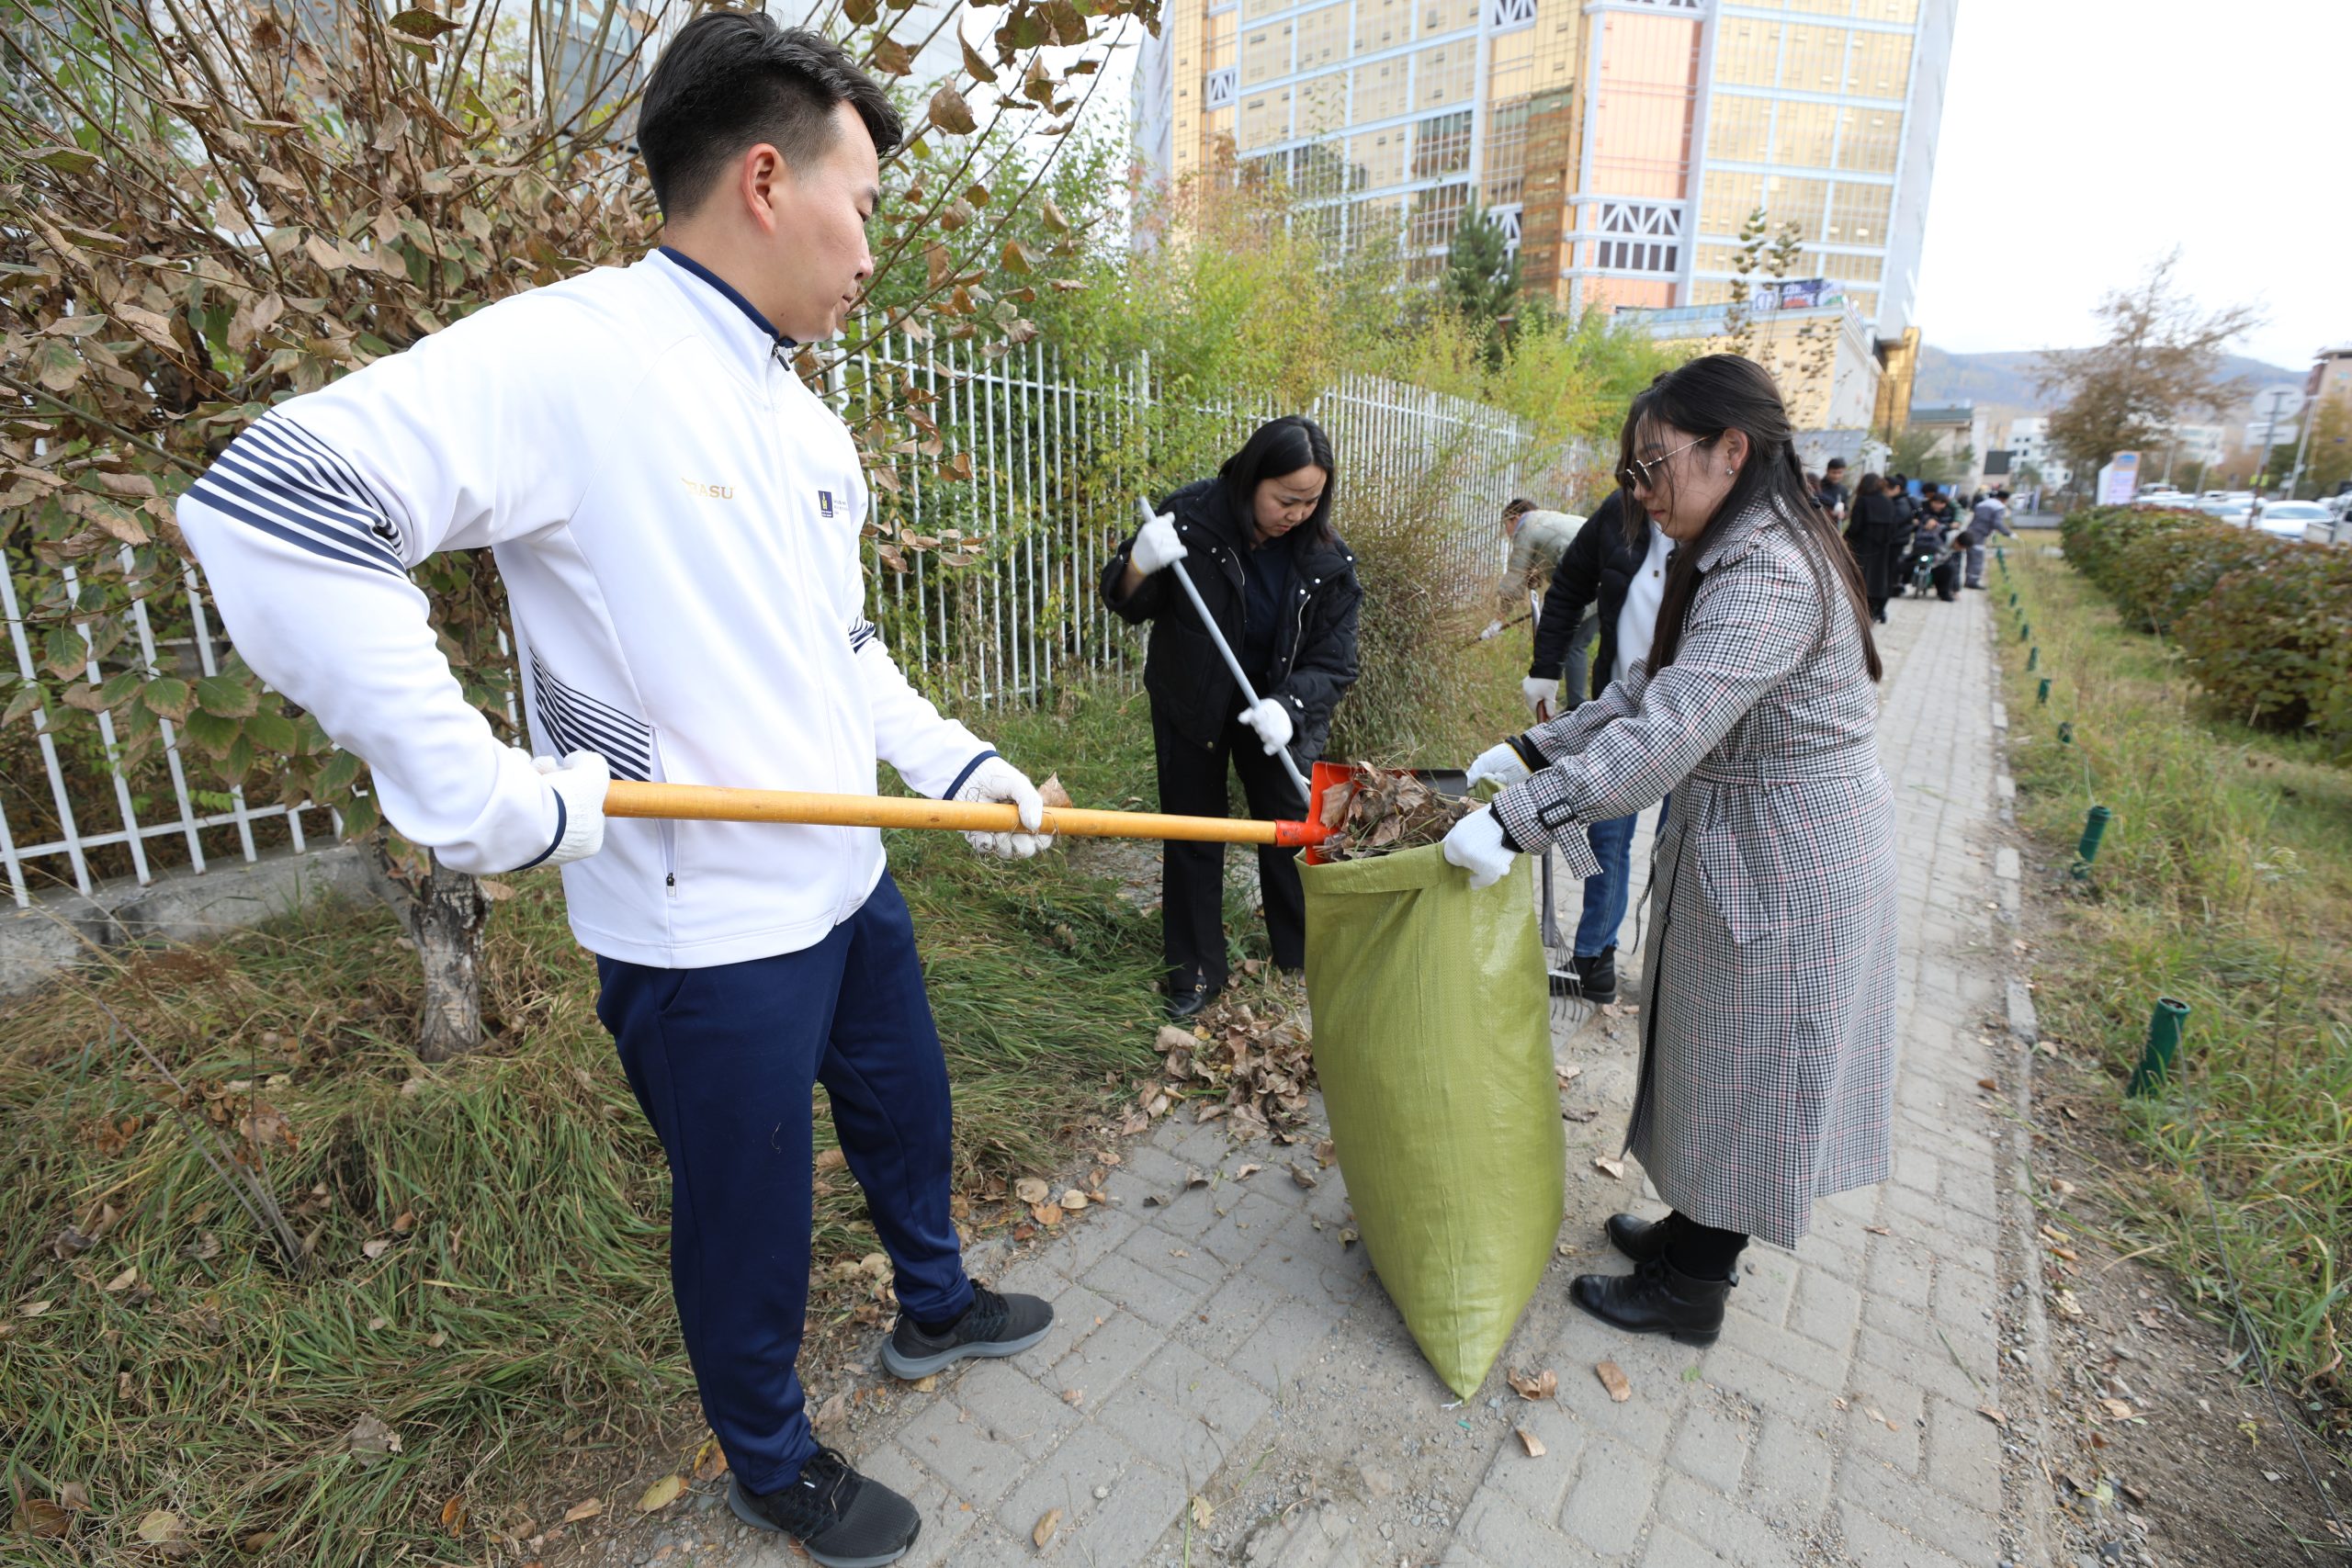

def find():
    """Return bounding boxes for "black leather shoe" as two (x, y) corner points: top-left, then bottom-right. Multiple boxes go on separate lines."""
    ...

(1571, 1258), (1734, 1347)
(1605, 1212), (1668, 1264)
(729, 1449), (919, 1568)
(1572, 947), (1618, 1006)
(1167, 982), (1212, 1021)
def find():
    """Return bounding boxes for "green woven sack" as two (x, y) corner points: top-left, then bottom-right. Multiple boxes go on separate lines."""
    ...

(1301, 844), (1563, 1397)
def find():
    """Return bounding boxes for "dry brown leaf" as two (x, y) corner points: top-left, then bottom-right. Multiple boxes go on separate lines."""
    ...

(1060, 1387), (1084, 1406)
(816, 1148), (848, 1174)
(812, 1390), (851, 1428)
(1507, 1367), (1557, 1401)
(1289, 1164), (1318, 1190)
(1033, 1506), (1062, 1547)
(637, 1472), (684, 1512)
(1236, 1163), (1262, 1180)
(561, 1496), (603, 1524)
(1977, 1405), (2007, 1427)
(1185, 1168), (1208, 1188)
(1594, 1361), (1632, 1403)
(21, 1497), (71, 1538)
(1864, 1224), (1892, 1235)
(1059, 1190), (1089, 1212)
(1037, 774), (1073, 810)
(361, 1237), (390, 1260)
(136, 1508), (185, 1543)
(1592, 1156), (1625, 1180)
(1339, 1227), (1359, 1247)
(1313, 1138), (1336, 1168)
(342, 1414), (401, 1468)
(693, 1437), (729, 1480)
(2099, 1398), (2136, 1420)
(1976, 1077), (1998, 1090)
(910, 1374), (939, 1393)
(1033, 1202), (1064, 1227)
(1014, 1177), (1051, 1205)
(102, 1265), (138, 1292)
(1516, 1427), (1547, 1458)
(439, 1493), (468, 1535)
(1189, 1495), (1215, 1529)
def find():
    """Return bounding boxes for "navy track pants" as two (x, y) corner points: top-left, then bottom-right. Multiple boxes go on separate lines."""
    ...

(594, 872), (972, 1495)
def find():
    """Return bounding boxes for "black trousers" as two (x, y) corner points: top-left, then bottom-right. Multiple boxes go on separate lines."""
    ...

(1152, 703), (1307, 991)
(1665, 1211), (1747, 1281)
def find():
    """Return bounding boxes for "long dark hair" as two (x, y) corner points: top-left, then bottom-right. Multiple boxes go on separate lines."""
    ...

(1619, 355), (1882, 681)
(1220, 415), (1338, 547)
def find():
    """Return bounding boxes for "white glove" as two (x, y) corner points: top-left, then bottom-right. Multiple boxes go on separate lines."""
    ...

(1130, 511), (1187, 576)
(1442, 805), (1515, 890)
(1478, 619), (1503, 641)
(532, 750), (608, 867)
(1240, 696), (1294, 757)
(1465, 740), (1531, 792)
(1521, 675), (1558, 719)
(956, 754), (1052, 860)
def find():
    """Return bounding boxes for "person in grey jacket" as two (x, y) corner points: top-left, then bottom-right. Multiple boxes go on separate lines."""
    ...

(1962, 488), (2015, 588)
(1442, 355), (1899, 1348)
(1482, 499), (1584, 632)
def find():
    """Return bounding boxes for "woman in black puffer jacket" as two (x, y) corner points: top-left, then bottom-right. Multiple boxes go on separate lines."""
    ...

(1100, 417), (1362, 1020)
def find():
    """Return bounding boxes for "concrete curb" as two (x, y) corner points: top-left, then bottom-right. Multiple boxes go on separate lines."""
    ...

(0, 845), (371, 998)
(1988, 604), (2062, 1568)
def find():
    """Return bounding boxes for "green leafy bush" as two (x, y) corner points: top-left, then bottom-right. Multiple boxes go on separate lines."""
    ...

(2062, 505), (2352, 745)
(2113, 523), (2291, 637)
(2176, 547), (2352, 730)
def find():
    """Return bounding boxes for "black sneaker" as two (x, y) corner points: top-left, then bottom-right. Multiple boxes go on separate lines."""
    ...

(1572, 947), (1618, 1006)
(728, 1448), (919, 1568)
(881, 1284), (1053, 1380)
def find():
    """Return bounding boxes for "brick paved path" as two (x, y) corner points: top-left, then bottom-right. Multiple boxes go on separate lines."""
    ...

(701, 586), (2028, 1568)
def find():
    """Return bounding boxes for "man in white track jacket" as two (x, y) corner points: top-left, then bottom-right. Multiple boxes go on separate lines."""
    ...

(176, 19), (1056, 1565)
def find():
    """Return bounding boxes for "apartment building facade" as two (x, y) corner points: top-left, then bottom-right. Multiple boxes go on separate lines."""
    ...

(1132, 0), (1958, 344)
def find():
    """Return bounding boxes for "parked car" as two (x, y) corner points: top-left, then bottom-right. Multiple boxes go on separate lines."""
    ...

(2224, 501), (2330, 539)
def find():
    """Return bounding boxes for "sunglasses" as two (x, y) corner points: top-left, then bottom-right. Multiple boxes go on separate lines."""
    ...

(1618, 437), (1706, 493)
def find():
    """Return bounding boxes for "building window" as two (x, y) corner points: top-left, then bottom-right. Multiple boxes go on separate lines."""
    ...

(1410, 108), (1474, 179)
(1408, 180), (1471, 251)
(1588, 200), (1682, 276)
(1490, 202), (1523, 249)
(1204, 67), (1238, 108)
(1595, 238), (1679, 274)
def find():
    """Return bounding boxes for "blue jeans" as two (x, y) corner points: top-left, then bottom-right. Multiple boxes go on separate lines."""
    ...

(1573, 799), (1666, 957)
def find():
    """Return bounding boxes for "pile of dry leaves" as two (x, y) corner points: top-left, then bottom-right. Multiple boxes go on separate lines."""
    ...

(1128, 989), (1317, 1145)
(1315, 763), (1475, 861)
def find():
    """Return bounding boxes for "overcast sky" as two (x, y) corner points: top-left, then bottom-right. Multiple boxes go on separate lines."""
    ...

(1912, 0), (2345, 372)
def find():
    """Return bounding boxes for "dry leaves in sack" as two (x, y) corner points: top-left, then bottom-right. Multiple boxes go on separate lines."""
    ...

(1313, 763), (1476, 861)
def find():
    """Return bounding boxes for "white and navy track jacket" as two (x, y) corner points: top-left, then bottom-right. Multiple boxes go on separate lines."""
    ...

(176, 249), (996, 968)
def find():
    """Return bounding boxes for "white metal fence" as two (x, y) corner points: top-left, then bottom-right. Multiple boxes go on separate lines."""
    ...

(3, 352), (1566, 908)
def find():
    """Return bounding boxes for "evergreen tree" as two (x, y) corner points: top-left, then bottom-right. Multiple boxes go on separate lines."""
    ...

(1442, 205), (1521, 369)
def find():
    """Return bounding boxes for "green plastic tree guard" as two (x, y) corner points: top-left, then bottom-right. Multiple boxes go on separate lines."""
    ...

(2027, 646), (2039, 671)
(2020, 622), (2031, 642)
(2058, 721), (2074, 746)
(2072, 804), (2111, 879)
(2037, 678), (2051, 705)
(2127, 998), (2190, 1097)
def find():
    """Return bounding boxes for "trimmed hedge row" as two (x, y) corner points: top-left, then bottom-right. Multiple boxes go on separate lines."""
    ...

(2059, 506), (2352, 743)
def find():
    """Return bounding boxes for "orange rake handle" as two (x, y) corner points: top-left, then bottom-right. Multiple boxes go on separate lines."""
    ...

(603, 780), (1330, 849)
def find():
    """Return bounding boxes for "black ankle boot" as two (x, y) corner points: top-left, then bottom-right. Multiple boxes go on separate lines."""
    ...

(1605, 1212), (1668, 1264)
(1572, 947), (1618, 1006)
(1571, 1258), (1733, 1346)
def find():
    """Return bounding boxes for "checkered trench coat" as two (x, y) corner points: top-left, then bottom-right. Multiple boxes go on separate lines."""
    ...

(1489, 497), (1899, 1249)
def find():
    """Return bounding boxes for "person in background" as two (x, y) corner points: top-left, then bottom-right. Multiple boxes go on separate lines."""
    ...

(1844, 472), (1902, 625)
(1962, 486), (2015, 589)
(1815, 457), (1849, 524)
(174, 19), (1057, 1562)
(1481, 498), (1584, 638)
(1442, 353), (1899, 1348)
(1102, 416), (1362, 1021)
(1518, 488), (1670, 1004)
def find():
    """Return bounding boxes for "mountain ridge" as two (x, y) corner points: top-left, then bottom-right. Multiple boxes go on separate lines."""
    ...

(1912, 345), (2304, 415)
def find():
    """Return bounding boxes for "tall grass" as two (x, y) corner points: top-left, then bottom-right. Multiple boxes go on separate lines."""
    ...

(0, 682), (1164, 1562)
(1997, 533), (2350, 1441)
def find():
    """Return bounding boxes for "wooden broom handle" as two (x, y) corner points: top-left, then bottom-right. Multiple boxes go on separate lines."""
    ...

(603, 780), (1329, 848)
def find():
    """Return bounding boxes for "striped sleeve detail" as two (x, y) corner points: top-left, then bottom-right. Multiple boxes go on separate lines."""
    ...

(186, 410), (409, 577)
(528, 649), (653, 783)
(848, 618), (880, 653)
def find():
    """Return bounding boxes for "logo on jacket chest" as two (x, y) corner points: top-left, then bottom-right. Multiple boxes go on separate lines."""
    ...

(818, 490), (835, 518)
(681, 477), (734, 501)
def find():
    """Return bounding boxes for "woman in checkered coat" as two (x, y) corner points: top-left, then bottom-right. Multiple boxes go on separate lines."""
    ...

(1442, 354), (1899, 1348)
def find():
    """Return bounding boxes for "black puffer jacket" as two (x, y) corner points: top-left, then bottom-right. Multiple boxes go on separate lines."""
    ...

(1530, 491), (1646, 700)
(1101, 479), (1363, 761)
